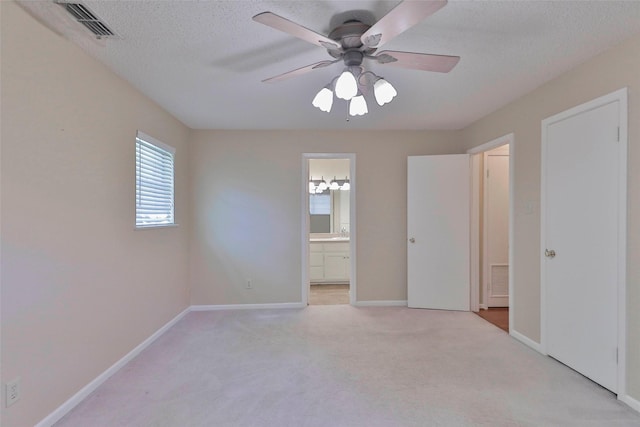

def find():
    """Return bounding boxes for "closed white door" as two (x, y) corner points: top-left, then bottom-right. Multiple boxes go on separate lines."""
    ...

(408, 155), (470, 310)
(543, 98), (621, 392)
(484, 149), (509, 307)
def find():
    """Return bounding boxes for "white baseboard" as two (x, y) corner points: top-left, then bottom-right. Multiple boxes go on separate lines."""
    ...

(35, 307), (191, 427)
(620, 394), (640, 413)
(479, 304), (488, 310)
(354, 300), (408, 307)
(510, 329), (545, 355)
(190, 302), (306, 311)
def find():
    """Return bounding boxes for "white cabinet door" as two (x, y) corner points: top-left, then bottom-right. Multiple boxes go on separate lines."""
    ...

(309, 242), (350, 283)
(310, 244), (324, 282)
(310, 267), (324, 281)
(324, 253), (349, 281)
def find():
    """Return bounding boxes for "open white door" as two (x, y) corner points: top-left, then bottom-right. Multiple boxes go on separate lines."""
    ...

(408, 154), (470, 310)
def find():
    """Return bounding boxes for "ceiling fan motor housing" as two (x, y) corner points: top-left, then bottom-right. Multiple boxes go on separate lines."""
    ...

(327, 20), (376, 59)
(343, 50), (364, 67)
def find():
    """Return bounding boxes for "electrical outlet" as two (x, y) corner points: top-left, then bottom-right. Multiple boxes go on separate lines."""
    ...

(246, 279), (252, 289)
(6, 378), (20, 407)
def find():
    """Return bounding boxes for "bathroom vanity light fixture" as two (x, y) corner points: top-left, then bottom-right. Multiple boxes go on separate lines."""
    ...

(317, 177), (328, 191)
(312, 67), (397, 117)
(309, 176), (328, 194)
(309, 176), (350, 193)
(340, 177), (350, 191)
(329, 176), (341, 190)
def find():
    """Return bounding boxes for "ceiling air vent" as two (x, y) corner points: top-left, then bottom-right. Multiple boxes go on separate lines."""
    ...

(56, 1), (117, 39)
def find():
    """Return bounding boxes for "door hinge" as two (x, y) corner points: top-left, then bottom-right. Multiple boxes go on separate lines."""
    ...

(617, 126), (620, 142)
(616, 348), (619, 364)
(486, 169), (490, 178)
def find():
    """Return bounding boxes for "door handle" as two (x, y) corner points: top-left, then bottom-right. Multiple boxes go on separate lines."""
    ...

(545, 249), (556, 259)
(409, 238), (415, 243)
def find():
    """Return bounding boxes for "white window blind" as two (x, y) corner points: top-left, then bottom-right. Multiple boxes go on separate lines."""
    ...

(309, 193), (331, 215)
(135, 132), (175, 228)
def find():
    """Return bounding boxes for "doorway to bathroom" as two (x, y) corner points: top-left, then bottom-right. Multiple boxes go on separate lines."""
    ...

(302, 154), (356, 305)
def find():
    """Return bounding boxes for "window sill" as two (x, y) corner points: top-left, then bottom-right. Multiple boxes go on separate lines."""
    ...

(135, 224), (179, 230)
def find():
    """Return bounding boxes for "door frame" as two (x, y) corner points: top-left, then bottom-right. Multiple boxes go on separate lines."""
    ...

(302, 153), (356, 305)
(540, 88), (627, 396)
(467, 134), (514, 330)
(483, 146), (510, 308)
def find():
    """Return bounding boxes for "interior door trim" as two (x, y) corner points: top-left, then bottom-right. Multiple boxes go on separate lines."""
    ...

(301, 153), (356, 306)
(483, 149), (510, 309)
(467, 133), (514, 328)
(540, 87), (627, 397)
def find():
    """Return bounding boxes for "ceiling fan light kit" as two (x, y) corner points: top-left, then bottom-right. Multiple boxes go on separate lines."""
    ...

(311, 67), (397, 116)
(349, 94), (368, 117)
(312, 87), (334, 112)
(253, 0), (459, 119)
(373, 78), (398, 106)
(335, 70), (358, 100)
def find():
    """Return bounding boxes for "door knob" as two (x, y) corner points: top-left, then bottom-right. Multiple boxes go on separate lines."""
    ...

(545, 249), (556, 259)
(409, 238), (415, 243)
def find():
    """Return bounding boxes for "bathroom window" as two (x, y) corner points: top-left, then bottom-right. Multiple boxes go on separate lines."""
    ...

(309, 192), (331, 215)
(310, 192), (331, 233)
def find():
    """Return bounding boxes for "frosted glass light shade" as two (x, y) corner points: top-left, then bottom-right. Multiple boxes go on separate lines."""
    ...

(374, 78), (397, 106)
(349, 95), (368, 116)
(335, 71), (358, 100)
(312, 87), (333, 112)
(318, 177), (328, 190)
(341, 179), (350, 190)
(329, 177), (340, 190)
(309, 181), (316, 193)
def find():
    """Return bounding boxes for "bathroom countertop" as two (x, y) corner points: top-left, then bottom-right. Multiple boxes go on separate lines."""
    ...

(309, 237), (350, 243)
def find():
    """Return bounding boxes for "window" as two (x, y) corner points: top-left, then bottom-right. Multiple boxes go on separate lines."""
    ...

(309, 192), (331, 233)
(309, 192), (331, 215)
(135, 131), (175, 228)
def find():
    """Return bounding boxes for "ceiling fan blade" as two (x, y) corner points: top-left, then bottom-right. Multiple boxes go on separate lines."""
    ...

(373, 50), (460, 73)
(262, 60), (338, 84)
(361, 0), (447, 49)
(253, 12), (341, 52)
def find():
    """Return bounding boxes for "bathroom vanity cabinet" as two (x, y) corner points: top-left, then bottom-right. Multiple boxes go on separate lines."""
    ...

(309, 241), (350, 283)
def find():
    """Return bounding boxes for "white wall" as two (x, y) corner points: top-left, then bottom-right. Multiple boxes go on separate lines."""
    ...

(1, 2), (190, 426)
(188, 130), (464, 305)
(460, 31), (640, 402)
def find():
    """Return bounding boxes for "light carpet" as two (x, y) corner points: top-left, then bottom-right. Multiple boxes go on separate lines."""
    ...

(55, 306), (640, 426)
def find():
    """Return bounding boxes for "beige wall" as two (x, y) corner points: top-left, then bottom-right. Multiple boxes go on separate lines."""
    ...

(188, 130), (464, 305)
(460, 32), (640, 400)
(1, 3), (191, 426)
(4, 0), (640, 424)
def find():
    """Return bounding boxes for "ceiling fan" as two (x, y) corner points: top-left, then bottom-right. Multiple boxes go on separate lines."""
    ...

(253, 0), (460, 116)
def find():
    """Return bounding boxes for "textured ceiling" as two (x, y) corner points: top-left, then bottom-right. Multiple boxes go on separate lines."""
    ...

(19, 1), (640, 130)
